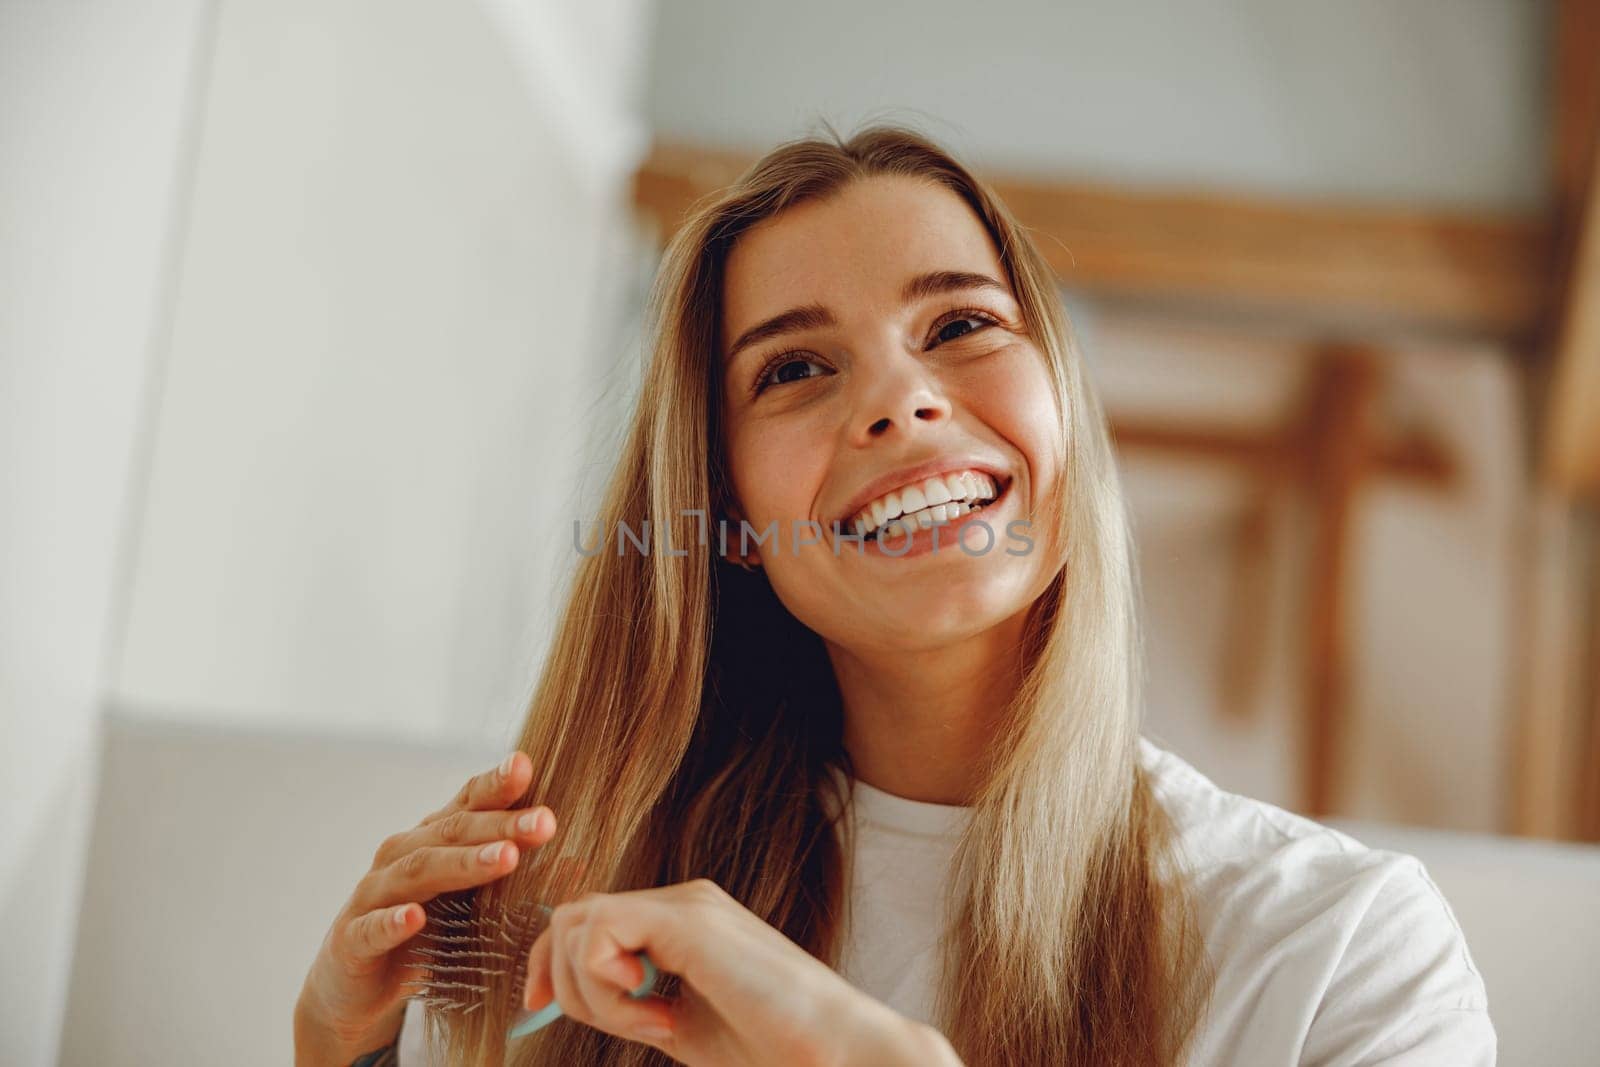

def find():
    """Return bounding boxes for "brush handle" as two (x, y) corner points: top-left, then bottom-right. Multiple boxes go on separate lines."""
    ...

(505, 905), (662, 1041)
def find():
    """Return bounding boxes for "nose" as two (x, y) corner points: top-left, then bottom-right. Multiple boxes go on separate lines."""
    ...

(849, 352), (952, 443)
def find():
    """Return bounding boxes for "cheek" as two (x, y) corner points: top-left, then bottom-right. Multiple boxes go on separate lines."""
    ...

(968, 345), (1062, 485)
(724, 416), (826, 527)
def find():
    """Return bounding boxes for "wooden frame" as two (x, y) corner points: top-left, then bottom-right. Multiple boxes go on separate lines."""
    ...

(1512, 0), (1600, 842)
(634, 141), (1551, 342)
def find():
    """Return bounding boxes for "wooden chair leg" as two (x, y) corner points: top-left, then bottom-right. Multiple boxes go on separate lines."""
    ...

(1220, 484), (1278, 722)
(1301, 346), (1381, 817)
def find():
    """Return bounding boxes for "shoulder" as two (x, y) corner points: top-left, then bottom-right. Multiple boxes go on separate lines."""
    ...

(1137, 736), (1497, 1064)
(1138, 734), (1375, 870)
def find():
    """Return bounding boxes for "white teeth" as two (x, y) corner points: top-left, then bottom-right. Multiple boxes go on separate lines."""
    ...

(842, 468), (1005, 539)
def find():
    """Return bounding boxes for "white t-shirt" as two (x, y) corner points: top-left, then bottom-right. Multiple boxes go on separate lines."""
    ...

(399, 735), (1495, 1064)
(831, 736), (1496, 1064)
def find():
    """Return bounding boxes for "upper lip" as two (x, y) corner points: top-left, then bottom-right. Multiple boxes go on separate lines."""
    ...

(829, 455), (1011, 530)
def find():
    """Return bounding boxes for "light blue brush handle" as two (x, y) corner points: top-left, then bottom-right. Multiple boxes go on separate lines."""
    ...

(506, 904), (661, 1041)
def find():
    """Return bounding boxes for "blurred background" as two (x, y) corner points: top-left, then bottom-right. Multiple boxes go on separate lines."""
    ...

(4, 0), (1599, 1063)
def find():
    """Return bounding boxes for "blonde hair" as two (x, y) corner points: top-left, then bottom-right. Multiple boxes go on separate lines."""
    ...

(431, 122), (1214, 1066)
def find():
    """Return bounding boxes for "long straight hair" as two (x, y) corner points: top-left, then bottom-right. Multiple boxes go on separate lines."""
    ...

(429, 122), (1214, 1066)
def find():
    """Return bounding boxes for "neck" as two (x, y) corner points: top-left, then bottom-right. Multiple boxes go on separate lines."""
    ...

(825, 607), (1029, 805)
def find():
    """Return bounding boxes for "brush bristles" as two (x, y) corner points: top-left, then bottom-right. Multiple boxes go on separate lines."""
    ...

(400, 894), (548, 1015)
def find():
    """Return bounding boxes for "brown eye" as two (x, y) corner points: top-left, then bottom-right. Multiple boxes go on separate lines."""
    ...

(930, 310), (998, 347)
(754, 353), (829, 395)
(775, 358), (822, 384)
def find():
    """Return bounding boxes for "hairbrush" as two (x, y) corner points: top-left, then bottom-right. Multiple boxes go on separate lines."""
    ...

(402, 894), (662, 1041)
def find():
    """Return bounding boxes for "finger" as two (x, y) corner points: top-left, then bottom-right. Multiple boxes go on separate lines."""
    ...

(354, 839), (521, 913)
(561, 881), (712, 982)
(524, 926), (556, 1012)
(574, 919), (677, 1041)
(586, 924), (649, 995)
(337, 902), (423, 970)
(550, 917), (597, 1024)
(419, 751), (529, 825)
(523, 897), (679, 1052)
(373, 805), (555, 869)
(585, 979), (677, 1047)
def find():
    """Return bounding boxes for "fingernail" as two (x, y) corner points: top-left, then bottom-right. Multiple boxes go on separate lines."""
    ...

(392, 905), (412, 928)
(499, 752), (517, 779)
(517, 811), (539, 834)
(479, 841), (504, 865)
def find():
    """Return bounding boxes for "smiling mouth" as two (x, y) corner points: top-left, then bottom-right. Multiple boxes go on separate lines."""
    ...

(829, 471), (1013, 547)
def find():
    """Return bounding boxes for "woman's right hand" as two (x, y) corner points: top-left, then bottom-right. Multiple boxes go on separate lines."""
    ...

(294, 750), (557, 1065)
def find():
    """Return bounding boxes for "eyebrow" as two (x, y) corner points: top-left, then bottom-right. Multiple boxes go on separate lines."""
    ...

(723, 269), (1011, 366)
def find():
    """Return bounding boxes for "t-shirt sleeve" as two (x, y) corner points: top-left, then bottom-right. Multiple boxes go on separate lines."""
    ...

(1300, 854), (1496, 1066)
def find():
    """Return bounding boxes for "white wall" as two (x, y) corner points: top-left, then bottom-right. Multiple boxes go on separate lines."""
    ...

(0, 3), (214, 1063)
(645, 0), (1548, 211)
(108, 0), (655, 745)
(2, 1), (655, 1060)
(58, 715), (503, 1066)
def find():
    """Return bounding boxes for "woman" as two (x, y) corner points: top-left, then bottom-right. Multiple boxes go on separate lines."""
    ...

(294, 124), (1495, 1066)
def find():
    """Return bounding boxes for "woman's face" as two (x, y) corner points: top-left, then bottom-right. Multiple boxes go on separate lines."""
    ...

(718, 174), (1062, 654)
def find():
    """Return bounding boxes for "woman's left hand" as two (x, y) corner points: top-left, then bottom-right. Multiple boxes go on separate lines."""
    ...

(521, 876), (956, 1067)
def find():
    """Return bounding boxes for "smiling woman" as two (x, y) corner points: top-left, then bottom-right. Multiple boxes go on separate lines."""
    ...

(713, 170), (1066, 687)
(296, 123), (1494, 1067)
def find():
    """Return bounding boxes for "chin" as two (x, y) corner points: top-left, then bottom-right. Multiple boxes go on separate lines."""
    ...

(883, 587), (1023, 647)
(780, 557), (1040, 651)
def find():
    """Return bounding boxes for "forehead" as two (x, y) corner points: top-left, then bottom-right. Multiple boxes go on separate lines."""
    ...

(720, 175), (1006, 348)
